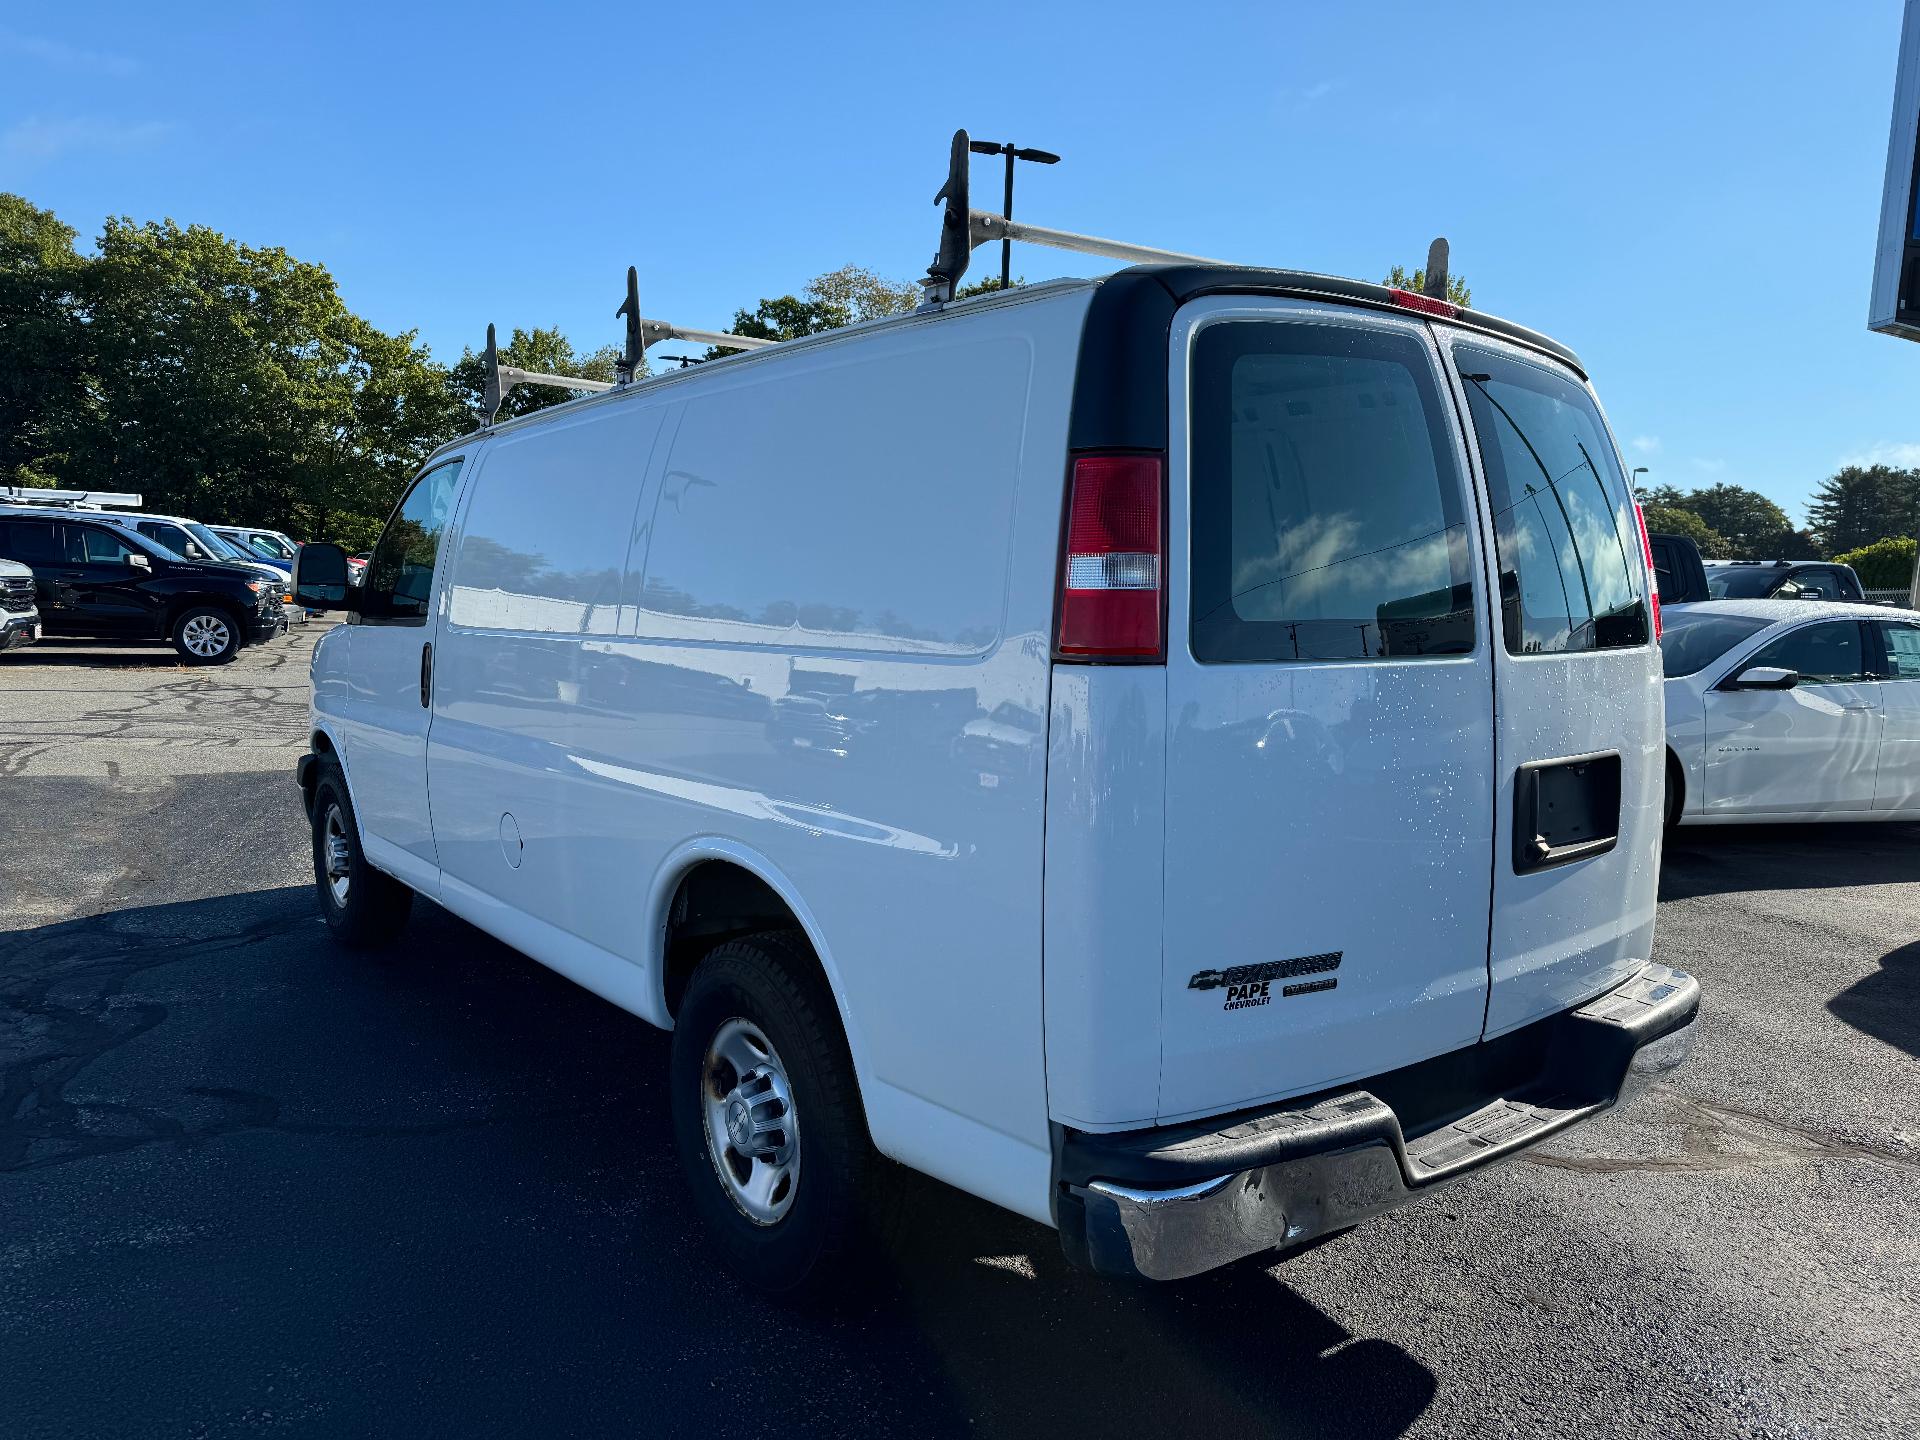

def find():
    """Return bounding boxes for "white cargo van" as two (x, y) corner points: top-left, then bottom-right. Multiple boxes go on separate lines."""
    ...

(292, 262), (1696, 1289)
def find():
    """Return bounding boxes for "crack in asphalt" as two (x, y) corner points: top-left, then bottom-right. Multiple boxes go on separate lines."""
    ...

(2, 909), (314, 1172)
(1524, 1092), (1920, 1176)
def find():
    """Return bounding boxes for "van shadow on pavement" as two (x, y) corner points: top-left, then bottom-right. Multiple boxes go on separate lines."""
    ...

(0, 885), (1435, 1438)
(1828, 938), (1920, 1062)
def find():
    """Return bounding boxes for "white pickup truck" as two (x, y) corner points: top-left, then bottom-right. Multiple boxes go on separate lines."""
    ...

(0, 557), (40, 654)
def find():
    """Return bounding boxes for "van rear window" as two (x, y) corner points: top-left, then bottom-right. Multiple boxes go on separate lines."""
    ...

(1188, 320), (1477, 663)
(1455, 347), (1649, 655)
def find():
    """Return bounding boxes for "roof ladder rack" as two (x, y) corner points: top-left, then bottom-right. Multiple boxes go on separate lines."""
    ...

(921, 128), (1228, 304)
(0, 487), (144, 509)
(479, 269), (778, 426)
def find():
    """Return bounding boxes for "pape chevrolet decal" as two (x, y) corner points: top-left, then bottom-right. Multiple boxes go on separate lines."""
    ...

(1188, 952), (1342, 1011)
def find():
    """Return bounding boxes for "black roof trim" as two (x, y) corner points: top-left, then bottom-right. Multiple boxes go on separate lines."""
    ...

(1067, 264), (1586, 454)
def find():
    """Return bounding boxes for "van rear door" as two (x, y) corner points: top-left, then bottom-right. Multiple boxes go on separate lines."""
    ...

(1157, 298), (1495, 1122)
(1440, 334), (1662, 1036)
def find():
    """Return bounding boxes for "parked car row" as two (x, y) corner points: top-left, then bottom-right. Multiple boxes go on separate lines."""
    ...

(1644, 530), (1875, 607)
(0, 492), (311, 664)
(1661, 598), (1920, 824)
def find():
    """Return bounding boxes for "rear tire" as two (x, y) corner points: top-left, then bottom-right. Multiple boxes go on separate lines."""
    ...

(670, 931), (870, 1295)
(1664, 758), (1683, 833)
(171, 606), (241, 665)
(309, 760), (413, 947)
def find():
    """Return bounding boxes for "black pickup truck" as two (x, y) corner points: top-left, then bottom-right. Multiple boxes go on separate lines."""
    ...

(0, 510), (283, 663)
(1646, 532), (1710, 604)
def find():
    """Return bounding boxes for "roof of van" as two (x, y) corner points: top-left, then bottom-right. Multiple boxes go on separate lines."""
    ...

(435, 263), (1586, 462)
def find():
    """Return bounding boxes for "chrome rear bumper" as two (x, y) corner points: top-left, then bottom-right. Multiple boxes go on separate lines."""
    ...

(1057, 962), (1699, 1281)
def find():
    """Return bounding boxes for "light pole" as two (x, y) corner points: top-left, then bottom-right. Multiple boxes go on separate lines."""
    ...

(1631, 466), (1650, 491)
(967, 138), (1061, 290)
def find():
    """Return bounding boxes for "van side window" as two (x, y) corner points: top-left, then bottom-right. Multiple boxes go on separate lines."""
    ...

(1456, 347), (1649, 655)
(1188, 320), (1477, 663)
(137, 521), (191, 558)
(363, 458), (465, 624)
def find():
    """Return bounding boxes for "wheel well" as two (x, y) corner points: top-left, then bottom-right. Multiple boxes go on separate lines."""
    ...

(1666, 748), (1685, 814)
(300, 731), (338, 814)
(662, 861), (812, 1018)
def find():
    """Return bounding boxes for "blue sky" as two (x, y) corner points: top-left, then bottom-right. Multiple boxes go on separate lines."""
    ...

(2, 1), (1915, 523)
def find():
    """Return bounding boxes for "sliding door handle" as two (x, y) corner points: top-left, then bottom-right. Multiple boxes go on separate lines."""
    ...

(420, 641), (433, 708)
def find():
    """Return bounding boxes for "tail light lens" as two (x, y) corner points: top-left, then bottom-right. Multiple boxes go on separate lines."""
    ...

(1633, 500), (1662, 640)
(1057, 452), (1165, 660)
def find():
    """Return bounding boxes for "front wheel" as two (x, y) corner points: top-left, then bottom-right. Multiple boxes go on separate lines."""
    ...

(309, 760), (412, 947)
(171, 606), (241, 665)
(670, 932), (871, 1294)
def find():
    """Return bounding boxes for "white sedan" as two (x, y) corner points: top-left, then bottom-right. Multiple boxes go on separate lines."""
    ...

(1662, 599), (1920, 826)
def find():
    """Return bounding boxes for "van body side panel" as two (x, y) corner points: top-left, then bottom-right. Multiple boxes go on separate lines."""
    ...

(560, 291), (1090, 1216)
(428, 403), (670, 948)
(1041, 665), (1168, 1130)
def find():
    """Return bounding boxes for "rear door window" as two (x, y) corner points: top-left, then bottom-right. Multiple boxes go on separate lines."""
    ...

(1188, 320), (1477, 663)
(1876, 621), (1920, 678)
(0, 520), (65, 565)
(1455, 347), (1649, 654)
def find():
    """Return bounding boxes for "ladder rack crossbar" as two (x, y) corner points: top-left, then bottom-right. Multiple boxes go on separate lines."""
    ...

(968, 213), (1225, 269)
(495, 366), (616, 396)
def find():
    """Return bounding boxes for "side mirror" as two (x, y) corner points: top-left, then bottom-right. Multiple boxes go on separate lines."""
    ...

(292, 541), (353, 611)
(127, 552), (151, 571)
(1729, 665), (1799, 690)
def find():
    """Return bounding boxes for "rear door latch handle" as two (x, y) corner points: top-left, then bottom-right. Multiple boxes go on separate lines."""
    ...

(420, 641), (432, 708)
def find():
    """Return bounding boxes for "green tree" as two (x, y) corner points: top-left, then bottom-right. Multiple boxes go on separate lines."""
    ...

(1831, 535), (1918, 590)
(805, 264), (919, 322)
(708, 264), (922, 357)
(0, 193), (91, 487)
(0, 200), (469, 548)
(1640, 504), (1728, 556)
(1641, 482), (1801, 559)
(1806, 464), (1920, 555)
(1384, 263), (1471, 309)
(955, 275), (1025, 299)
(445, 325), (622, 424)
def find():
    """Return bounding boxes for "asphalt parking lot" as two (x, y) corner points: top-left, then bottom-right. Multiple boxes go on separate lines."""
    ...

(3, 623), (1918, 1439)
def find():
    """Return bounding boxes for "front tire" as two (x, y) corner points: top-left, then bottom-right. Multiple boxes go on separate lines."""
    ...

(670, 932), (870, 1295)
(309, 760), (413, 947)
(171, 606), (241, 665)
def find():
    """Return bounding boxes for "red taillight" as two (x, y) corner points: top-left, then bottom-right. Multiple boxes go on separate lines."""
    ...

(1633, 500), (1662, 640)
(1057, 452), (1165, 660)
(1385, 286), (1457, 318)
